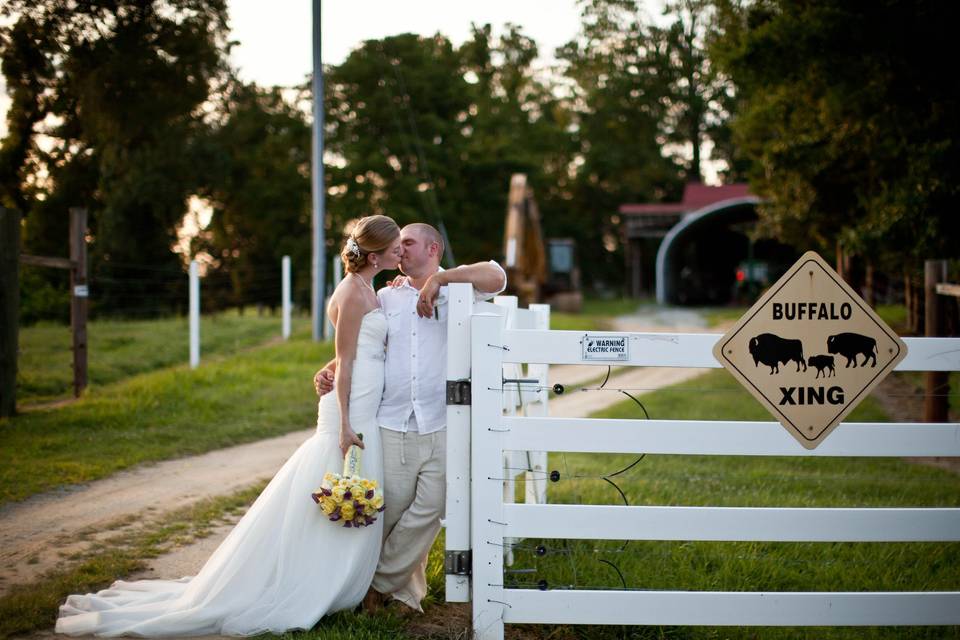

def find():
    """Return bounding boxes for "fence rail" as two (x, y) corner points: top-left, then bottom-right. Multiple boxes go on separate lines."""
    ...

(456, 305), (960, 639)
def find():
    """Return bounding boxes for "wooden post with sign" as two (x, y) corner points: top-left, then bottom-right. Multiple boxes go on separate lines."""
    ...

(924, 259), (949, 422)
(1, 208), (20, 417)
(69, 208), (89, 397)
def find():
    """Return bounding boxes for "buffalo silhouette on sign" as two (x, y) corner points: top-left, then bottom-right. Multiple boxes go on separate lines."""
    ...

(748, 333), (807, 374)
(807, 354), (836, 378)
(827, 332), (878, 368)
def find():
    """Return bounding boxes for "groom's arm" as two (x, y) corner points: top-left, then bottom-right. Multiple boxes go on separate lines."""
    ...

(416, 261), (507, 318)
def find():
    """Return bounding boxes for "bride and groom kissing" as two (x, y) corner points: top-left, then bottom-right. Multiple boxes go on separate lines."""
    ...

(55, 215), (506, 636)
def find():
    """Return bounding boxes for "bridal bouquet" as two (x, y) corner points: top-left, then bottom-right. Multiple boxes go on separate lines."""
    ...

(311, 435), (385, 528)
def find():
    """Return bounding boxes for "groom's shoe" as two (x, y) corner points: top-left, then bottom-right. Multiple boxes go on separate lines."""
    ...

(362, 587), (384, 614)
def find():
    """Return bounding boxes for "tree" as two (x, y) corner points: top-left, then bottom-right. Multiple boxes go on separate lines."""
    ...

(323, 34), (471, 260)
(196, 82), (312, 311)
(557, 0), (685, 288)
(712, 0), (960, 280)
(1, 0), (231, 317)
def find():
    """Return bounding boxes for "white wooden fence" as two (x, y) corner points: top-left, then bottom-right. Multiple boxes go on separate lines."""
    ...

(444, 287), (550, 601)
(443, 285), (960, 639)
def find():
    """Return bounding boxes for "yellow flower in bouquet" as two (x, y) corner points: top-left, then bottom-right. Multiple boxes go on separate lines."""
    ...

(310, 433), (385, 528)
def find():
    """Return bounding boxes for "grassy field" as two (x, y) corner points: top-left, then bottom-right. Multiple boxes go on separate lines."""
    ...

(17, 310), (309, 405)
(501, 369), (959, 639)
(0, 330), (333, 505)
(551, 298), (648, 331)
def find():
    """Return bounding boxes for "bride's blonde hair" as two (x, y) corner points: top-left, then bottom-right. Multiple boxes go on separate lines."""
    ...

(341, 215), (400, 273)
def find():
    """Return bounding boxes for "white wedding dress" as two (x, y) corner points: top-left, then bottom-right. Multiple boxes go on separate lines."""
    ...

(56, 309), (388, 637)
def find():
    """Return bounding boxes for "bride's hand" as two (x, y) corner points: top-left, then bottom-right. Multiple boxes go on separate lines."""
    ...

(339, 426), (364, 456)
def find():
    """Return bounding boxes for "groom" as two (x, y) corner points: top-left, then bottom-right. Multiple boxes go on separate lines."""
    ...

(315, 222), (506, 612)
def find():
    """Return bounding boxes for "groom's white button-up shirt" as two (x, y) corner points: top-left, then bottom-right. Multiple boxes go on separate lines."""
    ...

(377, 262), (506, 434)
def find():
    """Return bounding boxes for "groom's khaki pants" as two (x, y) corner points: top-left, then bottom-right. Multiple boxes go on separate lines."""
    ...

(372, 428), (446, 610)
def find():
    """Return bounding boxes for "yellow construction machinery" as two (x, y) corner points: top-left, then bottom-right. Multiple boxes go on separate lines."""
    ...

(502, 173), (582, 311)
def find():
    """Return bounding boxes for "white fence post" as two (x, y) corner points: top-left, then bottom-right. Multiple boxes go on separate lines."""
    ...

(189, 260), (199, 369)
(281, 255), (291, 340)
(324, 256), (342, 340)
(445, 283), (474, 602)
(524, 303), (550, 505)
(471, 313), (507, 640)
(494, 295), (520, 567)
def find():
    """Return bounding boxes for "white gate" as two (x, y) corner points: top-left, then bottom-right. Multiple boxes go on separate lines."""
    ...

(444, 287), (960, 639)
(444, 286), (550, 602)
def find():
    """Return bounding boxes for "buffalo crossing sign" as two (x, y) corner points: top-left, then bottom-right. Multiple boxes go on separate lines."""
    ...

(713, 251), (908, 449)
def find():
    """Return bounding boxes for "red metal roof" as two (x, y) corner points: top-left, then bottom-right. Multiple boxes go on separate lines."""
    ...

(619, 183), (753, 216)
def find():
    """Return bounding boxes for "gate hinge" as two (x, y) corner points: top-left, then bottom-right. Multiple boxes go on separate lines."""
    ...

(444, 549), (472, 576)
(446, 379), (471, 405)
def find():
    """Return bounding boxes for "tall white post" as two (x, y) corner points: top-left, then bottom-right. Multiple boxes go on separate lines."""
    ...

(189, 260), (200, 369)
(526, 303), (551, 505)
(472, 313), (506, 640)
(494, 296), (520, 567)
(281, 256), (291, 340)
(324, 256), (343, 340)
(445, 283), (474, 602)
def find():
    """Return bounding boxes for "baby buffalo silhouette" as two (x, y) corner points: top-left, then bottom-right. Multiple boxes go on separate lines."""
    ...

(807, 354), (836, 378)
(827, 332), (878, 368)
(749, 333), (806, 374)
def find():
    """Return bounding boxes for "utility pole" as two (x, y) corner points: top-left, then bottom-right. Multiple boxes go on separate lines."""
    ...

(311, 0), (327, 341)
(1, 208), (19, 417)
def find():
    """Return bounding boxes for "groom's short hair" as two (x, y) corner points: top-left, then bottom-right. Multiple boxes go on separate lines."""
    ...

(406, 223), (444, 259)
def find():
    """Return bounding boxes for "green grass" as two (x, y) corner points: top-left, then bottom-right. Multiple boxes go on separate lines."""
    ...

(699, 305), (748, 327)
(0, 330), (333, 505)
(17, 310), (309, 405)
(551, 298), (648, 332)
(498, 369), (959, 639)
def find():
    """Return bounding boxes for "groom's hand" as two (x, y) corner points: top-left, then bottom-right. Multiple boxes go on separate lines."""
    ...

(416, 274), (442, 318)
(314, 368), (334, 396)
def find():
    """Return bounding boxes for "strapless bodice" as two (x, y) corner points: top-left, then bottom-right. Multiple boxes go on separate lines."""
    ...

(355, 309), (388, 360)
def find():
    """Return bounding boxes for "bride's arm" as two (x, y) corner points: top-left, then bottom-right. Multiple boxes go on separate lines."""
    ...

(333, 293), (366, 456)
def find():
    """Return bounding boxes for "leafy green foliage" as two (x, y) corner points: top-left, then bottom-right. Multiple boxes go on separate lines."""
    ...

(712, 0), (960, 273)
(0, 331), (333, 505)
(1, 0), (232, 315)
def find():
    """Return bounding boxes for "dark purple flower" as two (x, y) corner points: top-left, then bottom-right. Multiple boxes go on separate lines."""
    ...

(343, 490), (352, 500)
(378, 505), (386, 512)
(365, 489), (375, 500)
(322, 487), (332, 496)
(330, 513), (341, 521)
(311, 493), (321, 504)
(344, 520), (352, 528)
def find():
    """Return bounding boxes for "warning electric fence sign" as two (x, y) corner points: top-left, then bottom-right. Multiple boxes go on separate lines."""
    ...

(713, 251), (908, 449)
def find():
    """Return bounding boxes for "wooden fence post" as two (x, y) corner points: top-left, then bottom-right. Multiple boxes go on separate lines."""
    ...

(924, 259), (949, 422)
(1, 208), (20, 417)
(69, 208), (89, 397)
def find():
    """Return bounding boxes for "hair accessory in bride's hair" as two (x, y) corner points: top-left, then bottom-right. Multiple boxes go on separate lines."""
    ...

(345, 236), (361, 259)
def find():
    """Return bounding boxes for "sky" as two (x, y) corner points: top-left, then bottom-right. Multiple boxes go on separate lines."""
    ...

(228, 0), (594, 87)
(0, 1), (597, 138)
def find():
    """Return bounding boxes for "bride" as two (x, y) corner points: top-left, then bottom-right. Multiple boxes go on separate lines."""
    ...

(56, 215), (402, 636)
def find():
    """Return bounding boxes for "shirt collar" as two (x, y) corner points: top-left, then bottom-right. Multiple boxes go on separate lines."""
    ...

(400, 266), (444, 292)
